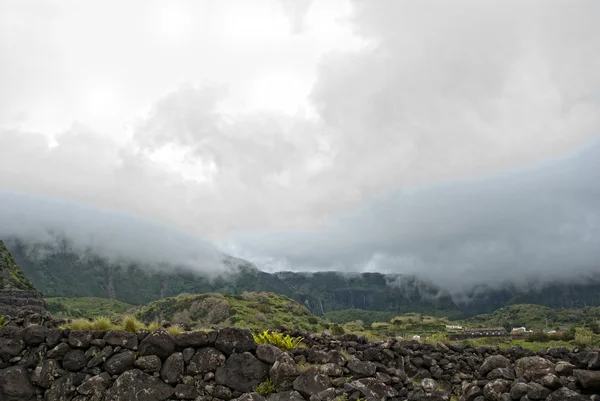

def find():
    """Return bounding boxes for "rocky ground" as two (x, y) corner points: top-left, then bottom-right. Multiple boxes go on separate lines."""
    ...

(0, 316), (599, 401)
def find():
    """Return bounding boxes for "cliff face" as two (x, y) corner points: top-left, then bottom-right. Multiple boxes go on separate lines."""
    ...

(0, 239), (46, 317)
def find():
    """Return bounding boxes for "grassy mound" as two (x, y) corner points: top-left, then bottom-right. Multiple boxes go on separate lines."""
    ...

(134, 291), (324, 332)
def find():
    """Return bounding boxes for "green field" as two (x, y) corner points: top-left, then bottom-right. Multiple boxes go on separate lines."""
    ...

(45, 297), (136, 319)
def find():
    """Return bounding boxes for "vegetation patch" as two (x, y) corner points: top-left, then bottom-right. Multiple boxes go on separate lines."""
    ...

(253, 330), (304, 351)
(45, 297), (135, 319)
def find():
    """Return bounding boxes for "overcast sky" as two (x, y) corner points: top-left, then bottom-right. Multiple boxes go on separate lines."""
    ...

(1, 0), (600, 286)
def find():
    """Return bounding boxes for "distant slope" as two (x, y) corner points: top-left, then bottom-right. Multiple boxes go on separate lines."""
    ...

(6, 236), (600, 318)
(135, 292), (323, 332)
(45, 297), (135, 319)
(7, 237), (298, 305)
(276, 271), (463, 319)
(462, 304), (600, 331)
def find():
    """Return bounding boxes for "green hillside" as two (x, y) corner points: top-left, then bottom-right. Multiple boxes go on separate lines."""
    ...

(135, 292), (324, 332)
(0, 240), (36, 291)
(462, 304), (600, 331)
(7, 237), (600, 319)
(45, 297), (136, 319)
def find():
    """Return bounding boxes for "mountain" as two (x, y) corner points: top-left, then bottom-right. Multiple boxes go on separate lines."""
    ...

(0, 239), (46, 317)
(5, 236), (600, 318)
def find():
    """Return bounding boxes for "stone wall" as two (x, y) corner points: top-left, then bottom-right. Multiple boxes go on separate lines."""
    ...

(0, 321), (599, 401)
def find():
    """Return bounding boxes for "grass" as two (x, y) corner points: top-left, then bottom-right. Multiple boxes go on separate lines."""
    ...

(90, 316), (114, 331)
(166, 325), (183, 336)
(45, 297), (135, 319)
(256, 378), (276, 396)
(0, 316), (6, 328)
(253, 330), (304, 351)
(122, 315), (144, 333)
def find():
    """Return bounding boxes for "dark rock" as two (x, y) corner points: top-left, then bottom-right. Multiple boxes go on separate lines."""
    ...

(483, 379), (511, 401)
(187, 347), (226, 375)
(77, 372), (111, 399)
(555, 361), (575, 375)
(174, 383), (197, 399)
(588, 352), (600, 369)
(160, 352), (183, 384)
(540, 373), (562, 389)
(138, 329), (175, 361)
(45, 374), (76, 401)
(573, 369), (600, 389)
(47, 342), (71, 359)
(347, 357), (376, 378)
(104, 350), (136, 376)
(104, 369), (174, 401)
(319, 362), (343, 376)
(0, 365), (36, 401)
(480, 356), (511, 377)
(134, 355), (162, 373)
(515, 356), (555, 380)
(31, 359), (58, 388)
(173, 331), (210, 349)
(256, 344), (283, 364)
(352, 377), (399, 401)
(182, 347), (194, 364)
(236, 393), (266, 401)
(460, 383), (482, 401)
(69, 330), (93, 348)
(269, 353), (301, 389)
(215, 352), (269, 392)
(214, 384), (232, 399)
(293, 374), (330, 397)
(0, 326), (25, 360)
(509, 382), (528, 400)
(22, 324), (46, 345)
(266, 390), (305, 401)
(104, 331), (138, 350)
(526, 382), (551, 400)
(46, 328), (63, 348)
(87, 345), (113, 368)
(487, 368), (515, 380)
(546, 387), (589, 401)
(215, 327), (256, 355)
(63, 349), (87, 371)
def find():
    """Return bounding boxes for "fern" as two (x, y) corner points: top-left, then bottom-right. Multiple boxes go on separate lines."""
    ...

(252, 330), (304, 351)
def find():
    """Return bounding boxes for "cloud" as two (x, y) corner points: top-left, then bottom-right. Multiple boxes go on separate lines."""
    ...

(230, 140), (600, 288)
(0, 1), (599, 287)
(0, 190), (223, 274)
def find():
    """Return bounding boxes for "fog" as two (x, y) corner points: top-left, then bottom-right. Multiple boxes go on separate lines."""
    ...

(1, 1), (600, 288)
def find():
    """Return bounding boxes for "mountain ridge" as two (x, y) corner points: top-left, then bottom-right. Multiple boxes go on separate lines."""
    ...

(5, 236), (600, 319)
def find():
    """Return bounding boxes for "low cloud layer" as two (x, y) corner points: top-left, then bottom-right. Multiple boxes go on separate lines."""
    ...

(0, 191), (222, 273)
(1, 1), (600, 286)
(231, 140), (600, 288)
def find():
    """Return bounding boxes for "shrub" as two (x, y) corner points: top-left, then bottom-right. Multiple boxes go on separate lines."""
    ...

(66, 319), (93, 330)
(308, 316), (318, 325)
(253, 330), (304, 351)
(90, 317), (114, 331)
(147, 321), (161, 332)
(575, 327), (595, 347)
(122, 315), (143, 333)
(331, 324), (345, 336)
(167, 325), (183, 336)
(256, 378), (276, 396)
(426, 332), (450, 344)
(525, 332), (550, 343)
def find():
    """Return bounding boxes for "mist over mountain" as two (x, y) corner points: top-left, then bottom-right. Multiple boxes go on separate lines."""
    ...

(5, 236), (600, 319)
